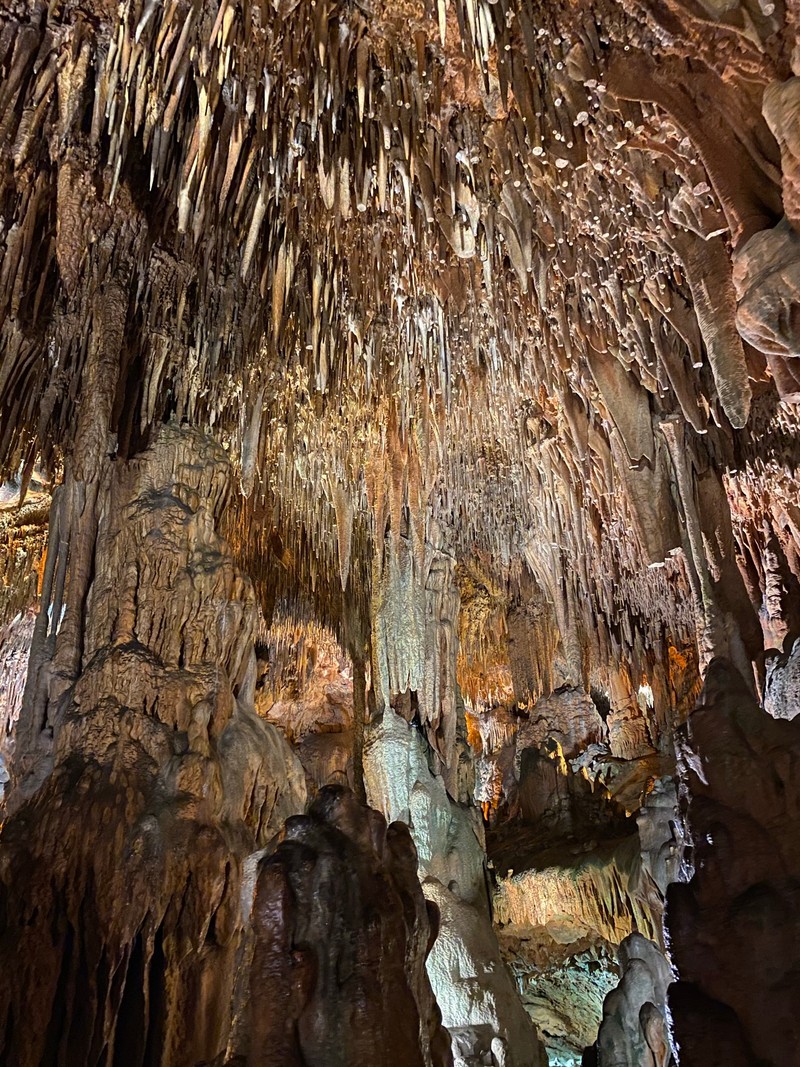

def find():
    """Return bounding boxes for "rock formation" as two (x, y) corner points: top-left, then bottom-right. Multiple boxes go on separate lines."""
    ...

(246, 785), (453, 1067)
(667, 659), (800, 1065)
(424, 879), (546, 1067)
(0, 0), (799, 1062)
(0, 423), (309, 1067)
(590, 933), (675, 1067)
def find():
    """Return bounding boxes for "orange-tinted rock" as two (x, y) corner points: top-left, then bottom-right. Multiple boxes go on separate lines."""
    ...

(0, 425), (306, 1067)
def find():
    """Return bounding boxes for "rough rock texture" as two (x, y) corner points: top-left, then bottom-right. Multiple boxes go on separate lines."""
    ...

(734, 218), (800, 402)
(371, 529), (466, 799)
(0, 424), (307, 1067)
(0, 607), (35, 790)
(423, 879), (547, 1067)
(636, 778), (682, 898)
(667, 659), (800, 1065)
(246, 785), (453, 1067)
(1, 0), (800, 1062)
(592, 934), (675, 1067)
(516, 743), (630, 846)
(493, 834), (662, 953)
(365, 706), (487, 910)
(475, 666), (680, 1060)
(0, 480), (49, 631)
(515, 689), (607, 763)
(763, 635), (800, 721)
(2, 0), (796, 784)
(511, 942), (619, 1066)
(256, 620), (355, 791)
(364, 708), (550, 1062)
(490, 775), (674, 1063)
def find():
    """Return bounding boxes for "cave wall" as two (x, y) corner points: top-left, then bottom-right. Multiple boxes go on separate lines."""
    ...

(0, 0), (799, 1064)
(666, 659), (800, 1065)
(0, 0), (797, 698)
(0, 424), (308, 1066)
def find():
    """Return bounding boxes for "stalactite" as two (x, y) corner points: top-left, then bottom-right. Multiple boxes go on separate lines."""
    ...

(0, 0), (799, 1062)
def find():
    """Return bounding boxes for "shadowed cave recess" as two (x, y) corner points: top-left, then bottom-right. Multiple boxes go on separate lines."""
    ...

(0, 0), (799, 1064)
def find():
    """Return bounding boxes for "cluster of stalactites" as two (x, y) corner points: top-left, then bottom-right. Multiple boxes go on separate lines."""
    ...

(0, 0), (796, 698)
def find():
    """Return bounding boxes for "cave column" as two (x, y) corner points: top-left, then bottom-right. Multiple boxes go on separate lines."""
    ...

(13, 196), (143, 803)
(364, 519), (547, 1066)
(368, 518), (465, 797)
(0, 422), (306, 1067)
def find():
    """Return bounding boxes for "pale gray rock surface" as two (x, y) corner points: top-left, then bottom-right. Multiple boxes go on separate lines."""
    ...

(424, 879), (548, 1067)
(364, 707), (487, 909)
(594, 934), (675, 1067)
(763, 636), (800, 721)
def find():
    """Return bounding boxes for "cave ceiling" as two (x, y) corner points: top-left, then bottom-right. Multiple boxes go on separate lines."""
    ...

(1, 0), (798, 707)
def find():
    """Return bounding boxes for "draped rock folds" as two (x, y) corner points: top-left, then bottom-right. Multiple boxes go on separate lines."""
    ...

(249, 785), (453, 1067)
(0, 424), (308, 1067)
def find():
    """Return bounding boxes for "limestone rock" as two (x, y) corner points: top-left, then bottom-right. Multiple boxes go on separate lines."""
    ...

(0, 425), (307, 1067)
(247, 785), (453, 1067)
(733, 218), (800, 402)
(667, 659), (800, 1064)
(492, 831), (664, 1066)
(365, 707), (487, 910)
(295, 728), (355, 791)
(493, 835), (662, 954)
(0, 0), (799, 1061)
(593, 934), (675, 1067)
(763, 635), (800, 721)
(515, 688), (607, 762)
(636, 778), (682, 897)
(515, 743), (630, 847)
(511, 942), (619, 1065)
(423, 879), (547, 1067)
(0, 607), (34, 790)
(763, 77), (800, 225)
(255, 622), (355, 792)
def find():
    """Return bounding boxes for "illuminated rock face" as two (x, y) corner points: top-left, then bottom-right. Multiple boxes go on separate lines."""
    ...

(423, 879), (547, 1067)
(363, 707), (551, 1065)
(0, 423), (454, 1067)
(592, 934), (675, 1067)
(763, 636), (800, 722)
(256, 625), (356, 791)
(0, 424), (309, 1067)
(364, 708), (487, 910)
(0, 0), (800, 1063)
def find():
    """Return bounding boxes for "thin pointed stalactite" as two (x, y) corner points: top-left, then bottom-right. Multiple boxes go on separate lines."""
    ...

(0, 1), (798, 1065)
